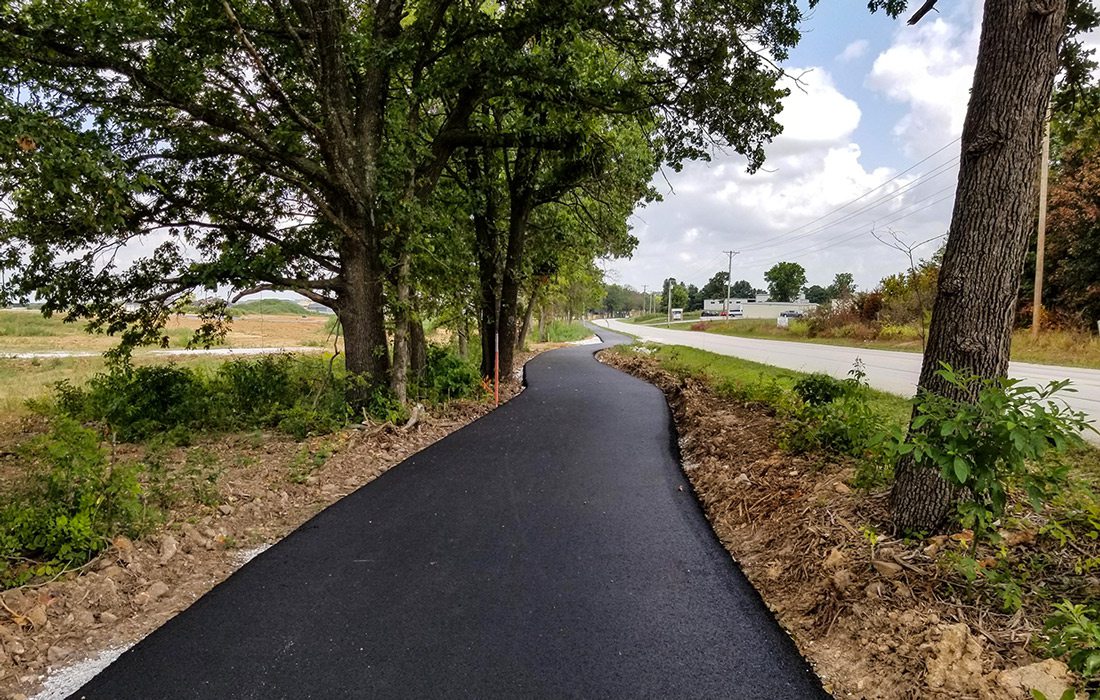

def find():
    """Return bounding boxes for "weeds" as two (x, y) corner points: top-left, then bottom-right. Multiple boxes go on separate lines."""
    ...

(1044, 600), (1100, 682)
(0, 419), (148, 586)
(882, 363), (1093, 548)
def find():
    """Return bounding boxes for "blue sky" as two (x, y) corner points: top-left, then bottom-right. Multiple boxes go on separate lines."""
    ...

(604, 0), (990, 294)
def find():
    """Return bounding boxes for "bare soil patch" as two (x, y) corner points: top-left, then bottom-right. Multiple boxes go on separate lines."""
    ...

(601, 350), (1088, 700)
(0, 349), (539, 700)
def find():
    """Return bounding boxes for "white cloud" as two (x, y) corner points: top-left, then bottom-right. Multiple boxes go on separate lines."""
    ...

(837, 40), (869, 63)
(773, 68), (862, 147)
(610, 66), (955, 293)
(866, 3), (981, 157)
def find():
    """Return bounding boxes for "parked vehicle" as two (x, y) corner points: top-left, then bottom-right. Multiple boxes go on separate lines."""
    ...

(779, 310), (804, 318)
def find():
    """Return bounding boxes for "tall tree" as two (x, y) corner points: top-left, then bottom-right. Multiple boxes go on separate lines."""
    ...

(876, 0), (1099, 532)
(731, 280), (756, 298)
(764, 262), (806, 302)
(698, 270), (729, 301)
(0, 0), (816, 404)
(803, 285), (830, 304)
(827, 272), (855, 299)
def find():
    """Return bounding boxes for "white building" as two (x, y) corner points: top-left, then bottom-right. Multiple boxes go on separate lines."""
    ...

(702, 297), (817, 319)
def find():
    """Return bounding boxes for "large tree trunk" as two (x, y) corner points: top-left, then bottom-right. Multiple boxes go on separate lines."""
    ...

(337, 235), (391, 408)
(497, 208), (530, 376)
(465, 149), (503, 380)
(496, 148), (539, 377)
(891, 0), (1068, 533)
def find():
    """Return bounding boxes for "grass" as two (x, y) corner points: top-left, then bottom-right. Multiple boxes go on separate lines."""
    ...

(611, 341), (1100, 486)
(0, 309), (334, 353)
(655, 317), (1100, 370)
(0, 310), (91, 339)
(230, 299), (323, 316)
(542, 320), (594, 343)
(611, 343), (913, 428)
(628, 311), (702, 324)
(0, 354), (246, 416)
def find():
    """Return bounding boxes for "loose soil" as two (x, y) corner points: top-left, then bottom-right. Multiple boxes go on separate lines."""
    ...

(0, 348), (547, 700)
(601, 350), (1090, 700)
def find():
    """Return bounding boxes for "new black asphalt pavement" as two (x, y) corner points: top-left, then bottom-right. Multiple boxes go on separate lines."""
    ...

(72, 327), (827, 699)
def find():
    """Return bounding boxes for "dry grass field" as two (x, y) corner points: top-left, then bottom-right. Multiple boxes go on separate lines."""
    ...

(0, 309), (340, 414)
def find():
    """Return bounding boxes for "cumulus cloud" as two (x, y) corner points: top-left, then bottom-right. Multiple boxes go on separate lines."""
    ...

(866, 2), (981, 157)
(609, 66), (954, 293)
(837, 39), (869, 63)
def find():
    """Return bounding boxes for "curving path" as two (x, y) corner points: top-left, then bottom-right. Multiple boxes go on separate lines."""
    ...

(71, 328), (826, 699)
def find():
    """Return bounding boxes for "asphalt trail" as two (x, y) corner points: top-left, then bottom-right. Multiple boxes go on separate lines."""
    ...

(72, 327), (827, 699)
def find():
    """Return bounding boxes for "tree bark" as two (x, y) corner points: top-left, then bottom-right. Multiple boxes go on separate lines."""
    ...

(408, 312), (427, 381)
(496, 148), (539, 377)
(457, 314), (469, 359)
(516, 282), (539, 350)
(336, 234), (391, 408)
(891, 0), (1068, 533)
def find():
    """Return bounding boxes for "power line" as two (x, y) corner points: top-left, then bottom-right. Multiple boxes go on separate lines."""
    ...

(738, 136), (961, 249)
(776, 192), (955, 262)
(737, 155), (959, 253)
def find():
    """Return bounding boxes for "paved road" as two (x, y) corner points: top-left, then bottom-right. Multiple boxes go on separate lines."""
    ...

(598, 318), (1100, 443)
(71, 328), (825, 699)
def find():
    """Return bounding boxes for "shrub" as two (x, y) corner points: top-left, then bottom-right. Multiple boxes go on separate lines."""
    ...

(0, 418), (146, 585)
(783, 361), (886, 463)
(793, 373), (847, 406)
(690, 321), (709, 331)
(58, 364), (217, 441)
(416, 345), (481, 403)
(53, 356), (351, 441)
(883, 364), (1094, 544)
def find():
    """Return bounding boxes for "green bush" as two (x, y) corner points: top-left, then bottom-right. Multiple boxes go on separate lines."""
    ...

(793, 373), (847, 406)
(883, 363), (1093, 544)
(54, 356), (352, 441)
(417, 345), (481, 403)
(57, 364), (217, 441)
(0, 418), (146, 585)
(783, 362), (887, 465)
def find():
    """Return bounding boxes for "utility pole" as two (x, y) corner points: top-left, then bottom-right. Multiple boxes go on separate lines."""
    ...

(1031, 103), (1052, 338)
(641, 284), (648, 317)
(723, 251), (738, 319)
(666, 278), (672, 326)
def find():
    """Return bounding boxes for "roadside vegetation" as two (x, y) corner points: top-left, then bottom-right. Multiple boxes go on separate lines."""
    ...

(666, 317), (1100, 370)
(0, 345), (487, 588)
(541, 320), (595, 343)
(604, 342), (1100, 696)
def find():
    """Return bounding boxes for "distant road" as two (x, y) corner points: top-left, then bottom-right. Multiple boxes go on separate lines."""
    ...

(597, 318), (1100, 443)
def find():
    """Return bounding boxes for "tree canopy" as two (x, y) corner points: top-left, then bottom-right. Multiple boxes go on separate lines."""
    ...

(764, 262), (806, 302)
(0, 0), (818, 403)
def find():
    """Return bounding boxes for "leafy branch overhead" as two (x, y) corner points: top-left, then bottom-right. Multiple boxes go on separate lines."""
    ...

(0, 0), (820, 401)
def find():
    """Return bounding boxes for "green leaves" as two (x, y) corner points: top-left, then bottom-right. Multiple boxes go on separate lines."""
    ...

(886, 362), (1095, 544)
(1044, 599), (1100, 683)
